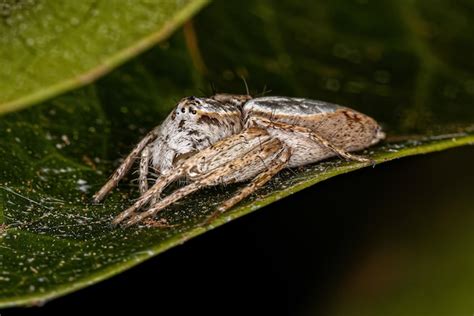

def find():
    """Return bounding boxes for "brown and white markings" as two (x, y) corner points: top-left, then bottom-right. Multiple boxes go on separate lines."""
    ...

(92, 94), (385, 227)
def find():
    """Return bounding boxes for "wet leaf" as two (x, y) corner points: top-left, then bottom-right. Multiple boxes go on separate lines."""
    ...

(1, 0), (474, 308)
(0, 0), (209, 114)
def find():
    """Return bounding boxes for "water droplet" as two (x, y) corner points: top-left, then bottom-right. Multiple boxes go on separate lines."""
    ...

(61, 134), (70, 145)
(77, 179), (91, 193)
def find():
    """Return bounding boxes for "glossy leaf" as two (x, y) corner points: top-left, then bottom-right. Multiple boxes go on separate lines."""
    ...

(0, 0), (209, 114)
(1, 0), (474, 308)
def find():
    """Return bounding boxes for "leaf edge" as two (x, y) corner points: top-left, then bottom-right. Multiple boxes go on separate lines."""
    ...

(0, 0), (210, 116)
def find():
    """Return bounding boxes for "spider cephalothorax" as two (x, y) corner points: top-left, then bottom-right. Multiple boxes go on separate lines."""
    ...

(92, 94), (384, 226)
(151, 95), (247, 173)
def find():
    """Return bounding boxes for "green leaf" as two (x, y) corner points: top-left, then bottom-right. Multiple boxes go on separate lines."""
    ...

(1, 0), (474, 308)
(0, 0), (209, 114)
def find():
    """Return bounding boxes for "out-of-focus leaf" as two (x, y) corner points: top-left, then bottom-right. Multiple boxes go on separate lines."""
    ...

(0, 0), (209, 114)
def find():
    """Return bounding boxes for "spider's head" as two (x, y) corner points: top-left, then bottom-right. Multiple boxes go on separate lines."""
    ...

(153, 96), (245, 171)
(172, 96), (200, 119)
(174, 95), (250, 117)
(171, 96), (244, 131)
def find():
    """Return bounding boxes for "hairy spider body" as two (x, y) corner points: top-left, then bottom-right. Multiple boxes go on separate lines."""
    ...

(243, 97), (385, 167)
(92, 94), (385, 226)
(151, 95), (248, 173)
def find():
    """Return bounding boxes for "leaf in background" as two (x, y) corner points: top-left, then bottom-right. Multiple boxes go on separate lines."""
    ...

(1, 0), (474, 309)
(0, 0), (209, 114)
(196, 0), (474, 135)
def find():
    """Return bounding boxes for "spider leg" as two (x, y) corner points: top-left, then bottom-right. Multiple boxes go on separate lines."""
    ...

(92, 128), (160, 203)
(122, 180), (204, 227)
(112, 168), (184, 225)
(122, 129), (284, 227)
(139, 145), (152, 195)
(251, 117), (373, 163)
(114, 129), (270, 225)
(205, 145), (292, 224)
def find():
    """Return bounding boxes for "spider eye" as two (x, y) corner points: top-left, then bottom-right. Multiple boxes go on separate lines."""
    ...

(190, 107), (197, 115)
(181, 107), (186, 113)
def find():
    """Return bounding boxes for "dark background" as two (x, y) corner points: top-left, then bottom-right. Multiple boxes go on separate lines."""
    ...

(4, 146), (473, 316)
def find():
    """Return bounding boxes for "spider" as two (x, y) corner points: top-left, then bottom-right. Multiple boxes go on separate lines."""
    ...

(92, 94), (385, 227)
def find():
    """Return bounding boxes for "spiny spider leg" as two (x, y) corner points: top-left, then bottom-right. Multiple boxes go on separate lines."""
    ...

(92, 128), (160, 203)
(205, 145), (292, 224)
(139, 145), (151, 195)
(112, 169), (184, 225)
(122, 180), (203, 227)
(122, 130), (284, 227)
(113, 128), (273, 225)
(251, 117), (373, 163)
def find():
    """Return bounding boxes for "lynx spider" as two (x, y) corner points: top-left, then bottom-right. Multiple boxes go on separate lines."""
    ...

(92, 94), (385, 227)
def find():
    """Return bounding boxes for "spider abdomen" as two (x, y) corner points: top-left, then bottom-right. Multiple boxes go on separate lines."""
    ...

(243, 96), (385, 167)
